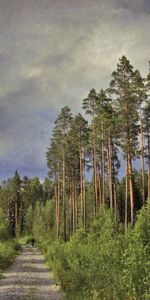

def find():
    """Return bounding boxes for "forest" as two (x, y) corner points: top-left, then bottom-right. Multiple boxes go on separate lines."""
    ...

(0, 56), (150, 299)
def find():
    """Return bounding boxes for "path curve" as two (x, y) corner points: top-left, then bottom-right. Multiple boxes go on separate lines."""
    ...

(0, 244), (64, 300)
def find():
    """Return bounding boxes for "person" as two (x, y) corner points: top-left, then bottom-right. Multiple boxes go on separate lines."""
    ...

(31, 237), (35, 247)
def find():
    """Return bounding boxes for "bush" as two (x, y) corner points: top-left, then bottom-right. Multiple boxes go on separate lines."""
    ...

(0, 240), (21, 272)
(122, 200), (150, 299)
(34, 205), (150, 299)
(39, 210), (124, 299)
(0, 208), (10, 241)
(19, 235), (33, 245)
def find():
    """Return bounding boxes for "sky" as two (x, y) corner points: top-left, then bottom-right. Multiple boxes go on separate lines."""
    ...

(0, 0), (150, 181)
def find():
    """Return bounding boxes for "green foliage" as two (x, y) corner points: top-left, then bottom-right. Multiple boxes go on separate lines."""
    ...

(122, 199), (150, 299)
(0, 208), (10, 240)
(18, 235), (33, 245)
(25, 205), (33, 235)
(0, 240), (21, 276)
(0, 208), (21, 276)
(32, 200), (55, 242)
(38, 207), (150, 300)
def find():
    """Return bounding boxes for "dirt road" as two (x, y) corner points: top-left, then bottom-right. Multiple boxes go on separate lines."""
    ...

(0, 244), (64, 300)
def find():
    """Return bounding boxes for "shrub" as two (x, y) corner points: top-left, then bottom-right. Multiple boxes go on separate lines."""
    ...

(35, 206), (150, 299)
(0, 240), (21, 272)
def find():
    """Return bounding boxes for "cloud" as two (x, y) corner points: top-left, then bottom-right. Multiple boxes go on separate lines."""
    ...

(116, 0), (150, 15)
(0, 0), (150, 180)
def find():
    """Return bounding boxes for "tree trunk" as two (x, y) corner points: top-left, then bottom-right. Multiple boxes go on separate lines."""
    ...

(148, 135), (150, 200)
(72, 177), (77, 233)
(125, 155), (129, 231)
(70, 180), (73, 237)
(128, 153), (134, 225)
(112, 145), (117, 223)
(140, 108), (145, 205)
(79, 147), (84, 226)
(93, 125), (98, 215)
(101, 123), (105, 206)
(57, 163), (61, 238)
(62, 150), (66, 241)
(108, 138), (113, 209)
(55, 182), (58, 237)
(114, 179), (117, 223)
(74, 179), (78, 231)
(101, 140), (105, 206)
(83, 148), (86, 229)
(72, 179), (75, 234)
(15, 202), (18, 237)
(98, 168), (102, 208)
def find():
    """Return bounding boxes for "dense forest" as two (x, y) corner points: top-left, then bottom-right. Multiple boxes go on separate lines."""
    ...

(0, 56), (150, 299)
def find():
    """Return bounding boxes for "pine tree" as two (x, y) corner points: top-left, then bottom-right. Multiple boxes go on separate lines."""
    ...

(133, 70), (147, 205)
(12, 171), (21, 237)
(68, 114), (89, 229)
(109, 56), (140, 226)
(47, 127), (62, 238)
(82, 89), (99, 216)
(96, 89), (113, 208)
(48, 106), (72, 240)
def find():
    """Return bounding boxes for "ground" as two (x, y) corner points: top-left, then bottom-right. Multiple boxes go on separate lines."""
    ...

(0, 244), (64, 300)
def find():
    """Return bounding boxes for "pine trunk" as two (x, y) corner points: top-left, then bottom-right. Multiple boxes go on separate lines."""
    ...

(98, 169), (102, 208)
(93, 131), (98, 215)
(55, 182), (58, 237)
(114, 179), (117, 223)
(57, 164), (61, 238)
(83, 149), (86, 229)
(125, 155), (129, 231)
(72, 179), (75, 234)
(15, 202), (18, 237)
(140, 108), (145, 205)
(75, 179), (78, 231)
(93, 117), (98, 215)
(108, 138), (113, 209)
(128, 153), (134, 225)
(148, 135), (150, 200)
(62, 150), (66, 241)
(79, 147), (84, 226)
(70, 179), (73, 236)
(148, 166), (150, 200)
(101, 123), (105, 206)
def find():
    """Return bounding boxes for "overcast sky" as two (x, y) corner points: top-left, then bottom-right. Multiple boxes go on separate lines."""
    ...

(0, 0), (150, 181)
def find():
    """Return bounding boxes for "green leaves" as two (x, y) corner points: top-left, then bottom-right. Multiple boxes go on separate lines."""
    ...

(40, 206), (150, 299)
(0, 240), (20, 273)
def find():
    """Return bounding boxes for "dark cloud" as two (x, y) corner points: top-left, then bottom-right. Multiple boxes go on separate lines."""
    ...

(116, 0), (150, 14)
(0, 156), (47, 181)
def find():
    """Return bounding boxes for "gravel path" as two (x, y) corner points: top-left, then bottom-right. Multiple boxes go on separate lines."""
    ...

(0, 244), (64, 300)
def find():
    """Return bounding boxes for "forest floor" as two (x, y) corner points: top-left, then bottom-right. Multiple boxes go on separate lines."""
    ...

(0, 244), (64, 300)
